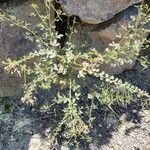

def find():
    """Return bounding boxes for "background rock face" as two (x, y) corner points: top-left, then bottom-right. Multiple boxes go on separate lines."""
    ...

(71, 6), (137, 50)
(70, 6), (138, 75)
(60, 0), (141, 24)
(0, 0), (45, 98)
(0, 0), (146, 98)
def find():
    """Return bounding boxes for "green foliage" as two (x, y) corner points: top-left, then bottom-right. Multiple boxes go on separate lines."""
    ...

(0, 0), (150, 148)
(139, 56), (150, 69)
(102, 4), (150, 66)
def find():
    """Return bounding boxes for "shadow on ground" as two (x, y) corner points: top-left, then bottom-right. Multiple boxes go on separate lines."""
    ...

(0, 61), (150, 150)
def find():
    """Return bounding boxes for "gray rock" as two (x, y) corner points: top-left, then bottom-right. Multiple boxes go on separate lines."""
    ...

(28, 134), (51, 150)
(0, 142), (3, 150)
(70, 7), (138, 75)
(0, 0), (47, 98)
(61, 146), (70, 150)
(60, 0), (141, 24)
(90, 6), (138, 50)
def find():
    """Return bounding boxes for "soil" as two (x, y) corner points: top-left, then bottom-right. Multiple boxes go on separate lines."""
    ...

(0, 63), (149, 150)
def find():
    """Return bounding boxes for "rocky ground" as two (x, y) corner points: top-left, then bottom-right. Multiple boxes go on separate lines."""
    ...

(0, 62), (150, 150)
(0, 0), (150, 150)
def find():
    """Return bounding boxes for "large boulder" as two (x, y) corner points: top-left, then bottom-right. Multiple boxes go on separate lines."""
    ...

(0, 0), (47, 98)
(70, 6), (138, 75)
(60, 0), (141, 24)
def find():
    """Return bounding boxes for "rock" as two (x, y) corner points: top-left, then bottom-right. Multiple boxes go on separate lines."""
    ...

(70, 7), (138, 75)
(99, 61), (135, 75)
(28, 134), (51, 150)
(139, 110), (150, 123)
(118, 122), (138, 134)
(104, 113), (118, 127)
(60, 0), (141, 24)
(0, 0), (49, 98)
(119, 114), (128, 123)
(61, 146), (69, 150)
(0, 142), (3, 150)
(0, 74), (23, 98)
(71, 6), (138, 49)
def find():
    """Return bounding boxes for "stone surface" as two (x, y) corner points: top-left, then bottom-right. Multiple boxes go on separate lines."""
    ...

(70, 7), (138, 75)
(28, 134), (51, 150)
(0, 0), (46, 98)
(1, 100), (150, 150)
(60, 0), (141, 24)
